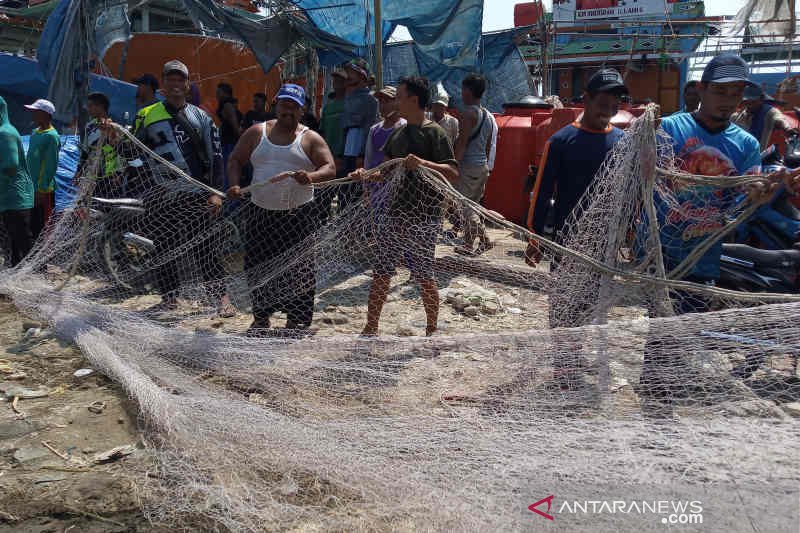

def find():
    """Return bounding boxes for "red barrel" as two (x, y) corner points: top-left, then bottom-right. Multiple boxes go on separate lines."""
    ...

(514, 2), (544, 27)
(483, 96), (556, 226)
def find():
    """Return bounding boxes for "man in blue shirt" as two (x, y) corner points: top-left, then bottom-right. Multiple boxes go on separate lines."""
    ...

(527, 68), (627, 266)
(525, 69), (628, 390)
(657, 55), (771, 288)
(641, 54), (800, 402)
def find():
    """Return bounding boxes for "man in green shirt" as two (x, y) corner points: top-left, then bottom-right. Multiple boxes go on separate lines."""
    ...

(25, 99), (60, 239)
(350, 75), (459, 336)
(75, 92), (120, 197)
(0, 96), (34, 265)
(314, 68), (348, 225)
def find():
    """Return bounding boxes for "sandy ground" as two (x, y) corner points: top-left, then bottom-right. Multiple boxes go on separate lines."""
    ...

(6, 222), (800, 532)
(0, 300), (159, 532)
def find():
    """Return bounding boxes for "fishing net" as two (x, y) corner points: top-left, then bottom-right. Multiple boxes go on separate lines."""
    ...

(2, 107), (799, 532)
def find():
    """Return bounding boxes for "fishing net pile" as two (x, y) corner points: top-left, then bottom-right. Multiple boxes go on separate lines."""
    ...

(2, 107), (798, 531)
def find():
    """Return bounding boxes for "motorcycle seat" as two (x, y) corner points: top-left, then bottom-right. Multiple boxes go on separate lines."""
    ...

(721, 243), (800, 268)
(92, 197), (144, 208)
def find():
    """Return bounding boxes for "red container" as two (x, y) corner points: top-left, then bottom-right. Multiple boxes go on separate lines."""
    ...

(484, 99), (640, 227)
(514, 2), (544, 27)
(482, 97), (555, 226)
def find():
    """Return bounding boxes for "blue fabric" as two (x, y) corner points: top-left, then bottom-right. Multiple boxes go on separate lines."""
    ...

(748, 103), (770, 140)
(382, 29), (532, 113)
(531, 123), (624, 237)
(21, 134), (79, 213)
(657, 113), (761, 280)
(36, 0), (72, 84)
(0, 53), (136, 127)
(298, 0), (483, 72)
(297, 0), (482, 72)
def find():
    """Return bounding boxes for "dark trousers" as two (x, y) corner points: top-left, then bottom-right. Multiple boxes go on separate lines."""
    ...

(31, 192), (54, 241)
(2, 209), (33, 266)
(244, 202), (316, 327)
(640, 283), (711, 399)
(149, 190), (227, 300)
(336, 156), (363, 215)
(310, 186), (336, 228)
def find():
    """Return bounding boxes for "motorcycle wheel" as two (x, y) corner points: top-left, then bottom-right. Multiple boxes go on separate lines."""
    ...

(100, 230), (154, 293)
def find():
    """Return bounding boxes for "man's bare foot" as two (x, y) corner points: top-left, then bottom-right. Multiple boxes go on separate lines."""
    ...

(216, 296), (237, 318)
(361, 325), (378, 337)
(149, 295), (178, 312)
(245, 318), (270, 337)
(476, 240), (494, 255)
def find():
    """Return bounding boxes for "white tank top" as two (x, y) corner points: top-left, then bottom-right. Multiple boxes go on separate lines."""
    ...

(249, 122), (316, 210)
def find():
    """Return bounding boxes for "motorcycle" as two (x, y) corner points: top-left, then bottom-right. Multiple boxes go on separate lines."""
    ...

(718, 242), (800, 294)
(85, 158), (244, 293)
(80, 158), (157, 292)
(733, 143), (800, 250)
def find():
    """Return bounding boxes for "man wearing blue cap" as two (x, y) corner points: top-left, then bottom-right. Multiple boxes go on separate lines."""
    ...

(640, 54), (800, 401)
(132, 73), (160, 109)
(227, 83), (335, 336)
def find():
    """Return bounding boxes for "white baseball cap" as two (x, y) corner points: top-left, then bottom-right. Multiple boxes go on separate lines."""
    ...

(24, 99), (55, 116)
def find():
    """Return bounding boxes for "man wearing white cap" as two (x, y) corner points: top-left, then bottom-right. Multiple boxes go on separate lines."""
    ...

(430, 93), (459, 148)
(24, 99), (60, 239)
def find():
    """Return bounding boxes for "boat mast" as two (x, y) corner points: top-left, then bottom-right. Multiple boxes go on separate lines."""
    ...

(374, 0), (383, 89)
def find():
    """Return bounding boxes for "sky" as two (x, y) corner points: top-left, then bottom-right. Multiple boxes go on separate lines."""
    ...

(390, 0), (749, 40)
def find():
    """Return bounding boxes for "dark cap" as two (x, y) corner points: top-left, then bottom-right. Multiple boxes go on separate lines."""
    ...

(132, 73), (159, 90)
(742, 84), (765, 101)
(701, 54), (756, 86)
(162, 59), (189, 78)
(345, 58), (371, 80)
(586, 69), (628, 95)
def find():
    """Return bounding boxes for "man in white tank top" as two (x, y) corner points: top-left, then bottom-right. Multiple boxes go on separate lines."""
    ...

(227, 84), (335, 336)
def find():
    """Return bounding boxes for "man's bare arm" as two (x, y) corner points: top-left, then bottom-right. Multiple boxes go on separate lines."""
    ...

(453, 108), (477, 162)
(304, 131), (336, 183)
(226, 125), (261, 196)
(422, 160), (459, 183)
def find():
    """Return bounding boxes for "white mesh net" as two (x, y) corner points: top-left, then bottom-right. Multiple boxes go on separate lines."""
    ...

(2, 106), (798, 531)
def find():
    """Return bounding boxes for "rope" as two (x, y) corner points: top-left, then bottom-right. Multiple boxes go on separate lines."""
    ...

(113, 125), (226, 198)
(106, 122), (800, 304)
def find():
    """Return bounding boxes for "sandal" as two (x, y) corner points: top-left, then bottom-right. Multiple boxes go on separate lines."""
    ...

(454, 245), (476, 256)
(216, 302), (237, 318)
(475, 241), (494, 255)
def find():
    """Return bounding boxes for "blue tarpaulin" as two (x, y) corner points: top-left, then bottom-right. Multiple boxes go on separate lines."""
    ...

(21, 134), (80, 213)
(301, 0), (532, 110)
(0, 53), (137, 128)
(298, 0), (484, 71)
(38, 0), (355, 124)
(37, 0), (529, 121)
(382, 29), (533, 112)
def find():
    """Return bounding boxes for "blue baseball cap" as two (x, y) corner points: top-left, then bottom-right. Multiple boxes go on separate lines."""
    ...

(277, 84), (305, 107)
(701, 54), (757, 86)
